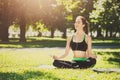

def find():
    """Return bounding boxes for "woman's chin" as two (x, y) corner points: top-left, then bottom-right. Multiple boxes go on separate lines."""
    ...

(75, 27), (78, 30)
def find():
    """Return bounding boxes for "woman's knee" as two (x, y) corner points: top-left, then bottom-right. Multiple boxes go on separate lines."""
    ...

(88, 57), (96, 64)
(53, 60), (74, 68)
(87, 57), (96, 68)
(53, 60), (59, 66)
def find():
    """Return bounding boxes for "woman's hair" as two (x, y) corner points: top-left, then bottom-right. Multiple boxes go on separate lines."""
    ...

(77, 16), (88, 34)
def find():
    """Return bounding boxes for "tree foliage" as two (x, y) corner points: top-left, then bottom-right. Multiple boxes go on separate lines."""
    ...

(0, 0), (119, 42)
(90, 0), (120, 37)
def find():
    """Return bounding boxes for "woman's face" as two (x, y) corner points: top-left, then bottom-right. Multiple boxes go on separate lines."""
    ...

(74, 17), (84, 30)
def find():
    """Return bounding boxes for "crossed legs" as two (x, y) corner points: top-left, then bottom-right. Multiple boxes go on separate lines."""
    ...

(53, 57), (96, 69)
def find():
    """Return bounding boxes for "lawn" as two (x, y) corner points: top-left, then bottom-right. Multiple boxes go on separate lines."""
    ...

(0, 48), (120, 80)
(0, 37), (120, 80)
(0, 37), (120, 48)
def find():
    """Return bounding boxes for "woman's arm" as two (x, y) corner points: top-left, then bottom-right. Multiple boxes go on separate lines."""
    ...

(52, 37), (72, 60)
(86, 36), (97, 58)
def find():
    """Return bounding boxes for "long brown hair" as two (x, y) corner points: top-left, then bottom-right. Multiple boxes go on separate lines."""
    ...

(77, 16), (88, 34)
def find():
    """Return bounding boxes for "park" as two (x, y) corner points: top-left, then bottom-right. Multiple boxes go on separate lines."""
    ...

(0, 0), (120, 80)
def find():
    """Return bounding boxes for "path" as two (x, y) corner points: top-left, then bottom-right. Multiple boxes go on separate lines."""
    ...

(0, 45), (119, 51)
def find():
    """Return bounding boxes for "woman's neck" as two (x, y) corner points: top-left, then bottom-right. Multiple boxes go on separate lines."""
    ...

(76, 30), (85, 35)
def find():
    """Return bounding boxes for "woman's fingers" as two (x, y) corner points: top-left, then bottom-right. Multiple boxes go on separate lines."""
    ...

(92, 54), (97, 59)
(51, 55), (58, 60)
(53, 55), (58, 60)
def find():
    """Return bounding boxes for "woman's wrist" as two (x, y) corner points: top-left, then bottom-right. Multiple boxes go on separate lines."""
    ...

(90, 54), (97, 58)
(52, 55), (59, 60)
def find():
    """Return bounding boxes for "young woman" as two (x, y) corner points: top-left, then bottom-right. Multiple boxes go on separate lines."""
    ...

(52, 16), (97, 69)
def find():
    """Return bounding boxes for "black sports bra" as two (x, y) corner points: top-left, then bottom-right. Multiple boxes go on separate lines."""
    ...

(70, 35), (88, 51)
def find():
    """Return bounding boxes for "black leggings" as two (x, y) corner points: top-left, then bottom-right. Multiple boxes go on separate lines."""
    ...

(53, 57), (96, 69)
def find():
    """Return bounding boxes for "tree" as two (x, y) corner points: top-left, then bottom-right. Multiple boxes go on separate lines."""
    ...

(14, 0), (41, 42)
(0, 0), (15, 42)
(90, 0), (120, 38)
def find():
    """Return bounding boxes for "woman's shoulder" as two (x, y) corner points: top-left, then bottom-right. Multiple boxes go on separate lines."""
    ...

(85, 34), (91, 39)
(67, 34), (74, 41)
(85, 34), (92, 42)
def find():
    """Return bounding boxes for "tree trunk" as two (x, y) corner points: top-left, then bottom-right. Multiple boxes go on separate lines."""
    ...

(105, 28), (108, 38)
(96, 26), (102, 37)
(0, 0), (9, 42)
(90, 30), (93, 37)
(110, 27), (112, 38)
(62, 27), (66, 38)
(0, 23), (9, 42)
(51, 28), (55, 38)
(19, 17), (26, 42)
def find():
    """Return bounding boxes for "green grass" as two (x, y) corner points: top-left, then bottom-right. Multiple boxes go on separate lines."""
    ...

(0, 37), (120, 48)
(0, 37), (120, 80)
(92, 38), (120, 46)
(0, 48), (120, 80)
(0, 37), (66, 48)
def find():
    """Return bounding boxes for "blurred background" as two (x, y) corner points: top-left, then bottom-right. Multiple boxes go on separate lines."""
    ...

(0, 1), (120, 80)
(0, 0), (119, 43)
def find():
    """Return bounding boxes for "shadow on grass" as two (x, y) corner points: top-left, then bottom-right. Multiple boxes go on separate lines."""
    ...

(92, 43), (120, 46)
(95, 51), (120, 67)
(92, 38), (120, 46)
(107, 57), (120, 68)
(96, 52), (120, 58)
(0, 37), (120, 48)
(107, 58), (120, 63)
(0, 38), (66, 48)
(92, 37), (120, 41)
(0, 71), (61, 80)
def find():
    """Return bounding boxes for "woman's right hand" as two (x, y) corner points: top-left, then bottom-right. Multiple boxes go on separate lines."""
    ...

(51, 55), (59, 60)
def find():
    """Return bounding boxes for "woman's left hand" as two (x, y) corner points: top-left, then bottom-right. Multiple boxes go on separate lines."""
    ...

(90, 54), (97, 59)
